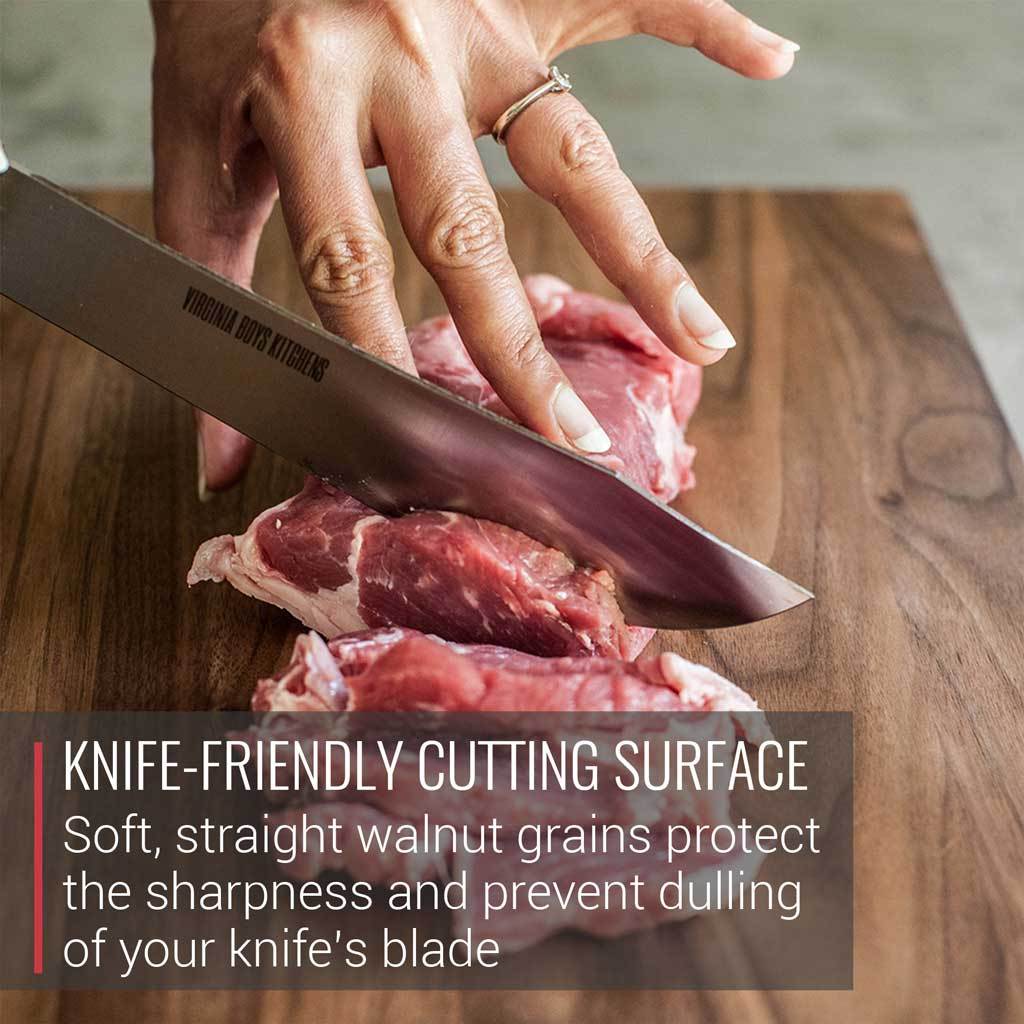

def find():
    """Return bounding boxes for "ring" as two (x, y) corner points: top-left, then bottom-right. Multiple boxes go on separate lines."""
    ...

(491, 66), (573, 146)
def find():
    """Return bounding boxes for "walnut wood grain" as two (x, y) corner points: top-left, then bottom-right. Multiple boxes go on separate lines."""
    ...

(2, 189), (1022, 1022)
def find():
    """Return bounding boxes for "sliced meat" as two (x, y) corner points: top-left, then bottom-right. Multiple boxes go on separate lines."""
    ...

(193, 478), (651, 659)
(190, 277), (701, 659)
(253, 627), (768, 734)
(251, 629), (766, 833)
(409, 274), (701, 501)
(256, 629), (768, 952)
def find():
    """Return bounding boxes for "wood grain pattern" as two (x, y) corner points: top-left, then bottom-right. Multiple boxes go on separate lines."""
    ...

(2, 189), (1022, 1022)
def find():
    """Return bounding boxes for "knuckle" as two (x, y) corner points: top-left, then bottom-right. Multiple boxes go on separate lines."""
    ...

(256, 6), (333, 90)
(423, 192), (506, 271)
(556, 114), (616, 177)
(504, 329), (550, 374)
(302, 229), (394, 304)
(693, 1), (733, 50)
(635, 232), (675, 274)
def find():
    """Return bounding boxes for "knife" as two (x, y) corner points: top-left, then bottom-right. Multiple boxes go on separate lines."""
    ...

(0, 157), (811, 628)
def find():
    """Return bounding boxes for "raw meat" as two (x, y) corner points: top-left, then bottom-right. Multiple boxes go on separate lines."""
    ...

(253, 627), (767, 730)
(191, 480), (652, 659)
(408, 274), (701, 501)
(252, 628), (766, 829)
(256, 628), (768, 951)
(189, 276), (701, 659)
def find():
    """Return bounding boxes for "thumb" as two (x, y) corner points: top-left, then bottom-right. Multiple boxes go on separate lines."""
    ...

(195, 413), (255, 501)
(153, 137), (276, 497)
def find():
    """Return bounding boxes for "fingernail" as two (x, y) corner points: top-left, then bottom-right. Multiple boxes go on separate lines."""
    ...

(197, 433), (212, 503)
(675, 281), (736, 350)
(699, 329), (737, 350)
(554, 384), (611, 454)
(750, 23), (800, 53)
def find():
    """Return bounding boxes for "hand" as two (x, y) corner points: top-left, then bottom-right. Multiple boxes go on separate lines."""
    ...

(151, 0), (798, 494)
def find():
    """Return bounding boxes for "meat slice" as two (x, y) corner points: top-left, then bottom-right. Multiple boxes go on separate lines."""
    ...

(408, 274), (701, 501)
(253, 628), (767, 834)
(253, 628), (768, 736)
(192, 478), (651, 659)
(189, 277), (701, 659)
(255, 630), (769, 951)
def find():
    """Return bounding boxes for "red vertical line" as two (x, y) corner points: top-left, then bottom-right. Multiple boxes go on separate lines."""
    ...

(33, 741), (44, 975)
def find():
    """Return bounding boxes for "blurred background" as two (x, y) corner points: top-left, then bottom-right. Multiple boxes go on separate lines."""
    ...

(2, 0), (1021, 440)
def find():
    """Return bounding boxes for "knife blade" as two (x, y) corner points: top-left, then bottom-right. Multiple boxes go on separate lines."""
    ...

(0, 160), (812, 628)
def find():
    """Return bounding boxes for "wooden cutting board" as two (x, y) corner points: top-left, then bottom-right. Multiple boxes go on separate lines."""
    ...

(2, 189), (1022, 1021)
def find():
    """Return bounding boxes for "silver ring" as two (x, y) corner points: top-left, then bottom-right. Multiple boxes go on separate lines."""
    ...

(491, 66), (573, 146)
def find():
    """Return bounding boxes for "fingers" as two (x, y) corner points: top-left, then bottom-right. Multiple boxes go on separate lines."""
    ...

(506, 96), (734, 366)
(251, 112), (417, 378)
(637, 0), (799, 80)
(377, 102), (611, 453)
(152, 137), (276, 495)
(152, 141), (271, 289)
(195, 416), (254, 502)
